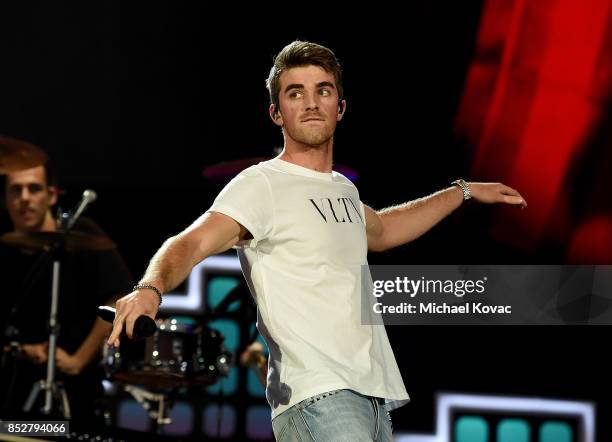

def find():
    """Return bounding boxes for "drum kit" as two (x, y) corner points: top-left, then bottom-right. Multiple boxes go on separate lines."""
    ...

(99, 315), (233, 426)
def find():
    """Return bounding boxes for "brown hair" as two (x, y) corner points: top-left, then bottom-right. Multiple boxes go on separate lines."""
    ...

(266, 41), (343, 114)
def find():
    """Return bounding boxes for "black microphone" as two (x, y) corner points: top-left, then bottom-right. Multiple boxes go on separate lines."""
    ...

(97, 306), (157, 340)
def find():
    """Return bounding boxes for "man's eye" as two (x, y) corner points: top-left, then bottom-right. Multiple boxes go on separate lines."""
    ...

(319, 89), (331, 96)
(289, 91), (302, 99)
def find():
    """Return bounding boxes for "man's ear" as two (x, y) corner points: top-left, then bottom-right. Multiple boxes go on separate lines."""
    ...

(269, 103), (283, 126)
(48, 186), (58, 207)
(337, 99), (347, 122)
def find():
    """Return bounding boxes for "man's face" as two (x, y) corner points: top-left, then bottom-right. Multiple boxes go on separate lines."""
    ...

(5, 166), (57, 232)
(272, 65), (344, 147)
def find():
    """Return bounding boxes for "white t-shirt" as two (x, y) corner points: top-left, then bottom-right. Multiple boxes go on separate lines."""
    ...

(207, 157), (409, 418)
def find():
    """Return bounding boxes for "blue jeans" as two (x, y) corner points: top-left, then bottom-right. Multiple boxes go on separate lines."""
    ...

(271, 389), (393, 441)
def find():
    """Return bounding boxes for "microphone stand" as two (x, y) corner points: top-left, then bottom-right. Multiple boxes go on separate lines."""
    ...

(1, 245), (53, 415)
(23, 194), (96, 418)
(24, 213), (70, 418)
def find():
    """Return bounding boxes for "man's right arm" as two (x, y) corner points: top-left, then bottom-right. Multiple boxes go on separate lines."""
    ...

(107, 211), (250, 346)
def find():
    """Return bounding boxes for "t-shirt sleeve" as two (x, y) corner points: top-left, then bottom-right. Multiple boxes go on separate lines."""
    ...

(206, 167), (274, 244)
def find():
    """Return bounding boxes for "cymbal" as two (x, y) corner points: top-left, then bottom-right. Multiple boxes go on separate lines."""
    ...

(0, 136), (48, 174)
(203, 157), (358, 182)
(0, 230), (116, 252)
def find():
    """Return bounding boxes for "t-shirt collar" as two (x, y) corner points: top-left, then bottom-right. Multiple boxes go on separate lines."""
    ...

(266, 157), (335, 182)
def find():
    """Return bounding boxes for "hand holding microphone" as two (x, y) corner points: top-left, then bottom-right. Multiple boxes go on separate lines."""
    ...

(98, 306), (157, 344)
(106, 285), (161, 347)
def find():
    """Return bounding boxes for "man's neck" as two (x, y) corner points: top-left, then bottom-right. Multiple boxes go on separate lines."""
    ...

(40, 212), (57, 232)
(278, 139), (334, 173)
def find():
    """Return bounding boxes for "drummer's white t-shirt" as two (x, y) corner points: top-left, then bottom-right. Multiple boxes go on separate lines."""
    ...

(207, 157), (409, 418)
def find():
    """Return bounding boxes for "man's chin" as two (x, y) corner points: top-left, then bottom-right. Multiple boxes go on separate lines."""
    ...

(288, 126), (334, 147)
(297, 133), (333, 147)
(14, 219), (43, 232)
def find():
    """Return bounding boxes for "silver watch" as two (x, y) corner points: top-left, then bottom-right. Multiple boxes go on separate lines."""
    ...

(452, 179), (472, 201)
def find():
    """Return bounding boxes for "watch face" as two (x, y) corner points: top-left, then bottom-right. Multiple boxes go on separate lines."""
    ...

(451, 180), (469, 200)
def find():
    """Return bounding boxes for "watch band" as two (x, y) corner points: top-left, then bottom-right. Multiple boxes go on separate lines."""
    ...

(452, 179), (472, 201)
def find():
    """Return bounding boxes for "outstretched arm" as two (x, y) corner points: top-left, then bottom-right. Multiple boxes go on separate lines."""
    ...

(107, 211), (250, 346)
(365, 182), (526, 252)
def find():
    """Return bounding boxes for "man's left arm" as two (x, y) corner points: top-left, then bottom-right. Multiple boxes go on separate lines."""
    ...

(55, 221), (134, 375)
(55, 289), (125, 375)
(55, 317), (112, 375)
(365, 182), (527, 252)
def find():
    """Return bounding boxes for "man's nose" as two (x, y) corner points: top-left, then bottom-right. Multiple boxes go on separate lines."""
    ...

(304, 92), (320, 111)
(19, 188), (32, 201)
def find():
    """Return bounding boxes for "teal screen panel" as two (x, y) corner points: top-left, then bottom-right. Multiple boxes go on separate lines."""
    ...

(247, 369), (266, 397)
(208, 319), (240, 352)
(540, 421), (573, 442)
(207, 366), (239, 395)
(455, 416), (489, 442)
(207, 276), (241, 312)
(497, 418), (530, 442)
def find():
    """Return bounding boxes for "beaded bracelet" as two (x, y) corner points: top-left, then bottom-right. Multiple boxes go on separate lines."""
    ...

(133, 284), (163, 306)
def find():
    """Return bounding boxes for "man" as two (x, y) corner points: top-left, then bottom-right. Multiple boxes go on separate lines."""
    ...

(0, 161), (133, 426)
(108, 41), (526, 441)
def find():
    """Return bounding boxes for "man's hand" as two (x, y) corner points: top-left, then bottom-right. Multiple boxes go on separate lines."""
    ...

(106, 289), (159, 347)
(21, 343), (48, 364)
(55, 347), (86, 375)
(469, 182), (527, 208)
(239, 341), (268, 388)
(240, 341), (267, 368)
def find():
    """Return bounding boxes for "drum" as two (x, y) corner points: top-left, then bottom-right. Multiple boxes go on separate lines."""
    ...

(103, 318), (231, 389)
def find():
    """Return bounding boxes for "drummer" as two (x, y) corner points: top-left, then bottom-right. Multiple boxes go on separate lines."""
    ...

(0, 160), (133, 426)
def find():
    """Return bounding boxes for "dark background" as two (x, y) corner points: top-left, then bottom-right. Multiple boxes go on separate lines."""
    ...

(0, 2), (609, 440)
